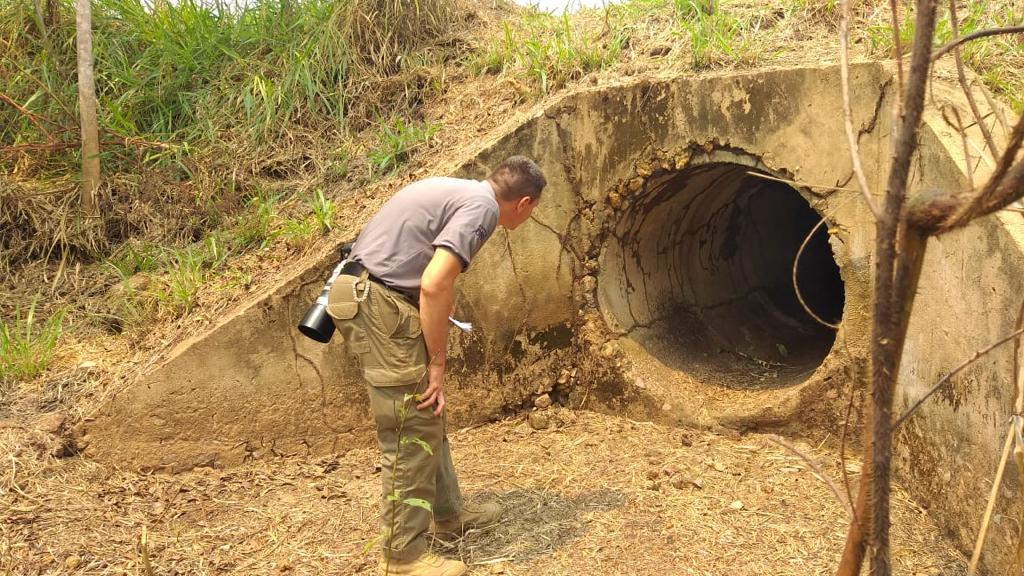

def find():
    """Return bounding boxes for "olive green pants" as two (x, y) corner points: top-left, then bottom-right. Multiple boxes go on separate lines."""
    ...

(328, 273), (463, 561)
(369, 385), (462, 561)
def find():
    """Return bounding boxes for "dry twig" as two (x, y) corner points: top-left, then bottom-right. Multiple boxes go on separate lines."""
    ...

(894, 327), (1024, 429)
(967, 418), (1017, 575)
(947, 0), (998, 157)
(765, 434), (853, 520)
(838, 0), (881, 219)
(932, 25), (1024, 62)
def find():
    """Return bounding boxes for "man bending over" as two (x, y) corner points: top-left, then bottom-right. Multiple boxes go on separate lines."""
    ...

(326, 156), (547, 576)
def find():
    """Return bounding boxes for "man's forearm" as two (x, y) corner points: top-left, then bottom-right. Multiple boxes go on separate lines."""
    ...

(419, 281), (454, 368)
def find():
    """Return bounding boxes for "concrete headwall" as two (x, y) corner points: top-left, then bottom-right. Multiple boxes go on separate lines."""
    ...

(80, 64), (1021, 573)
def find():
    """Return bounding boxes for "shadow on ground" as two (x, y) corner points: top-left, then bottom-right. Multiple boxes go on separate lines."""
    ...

(431, 488), (626, 566)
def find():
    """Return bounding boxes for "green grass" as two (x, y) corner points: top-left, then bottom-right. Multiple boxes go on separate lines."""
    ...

(675, 1), (751, 69)
(1, 0), (461, 282)
(100, 185), (338, 329)
(4, 0), (1023, 343)
(165, 246), (207, 314)
(0, 299), (65, 388)
(473, 11), (626, 95)
(105, 232), (238, 327)
(1, 0), (458, 176)
(2, 0), (346, 171)
(234, 191), (281, 249)
(309, 188), (336, 233)
(367, 118), (439, 178)
(105, 241), (162, 280)
(864, 1), (1023, 113)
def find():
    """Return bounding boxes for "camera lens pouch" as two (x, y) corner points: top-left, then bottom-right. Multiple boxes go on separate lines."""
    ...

(326, 274), (363, 320)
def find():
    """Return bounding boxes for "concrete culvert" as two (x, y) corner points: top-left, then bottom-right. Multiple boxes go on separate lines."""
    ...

(598, 159), (844, 389)
(80, 64), (1024, 576)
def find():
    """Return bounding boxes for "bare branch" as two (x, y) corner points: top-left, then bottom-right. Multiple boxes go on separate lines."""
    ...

(932, 25), (1024, 62)
(1014, 296), (1024, 416)
(978, 74), (1010, 135)
(0, 92), (54, 141)
(908, 115), (1024, 234)
(947, 0), (998, 157)
(839, 0), (881, 219)
(868, 1), (940, 572)
(839, 350), (864, 531)
(894, 327), (1024, 429)
(968, 419), (1017, 575)
(744, 171), (862, 194)
(888, 0), (904, 99)
(941, 106), (975, 192)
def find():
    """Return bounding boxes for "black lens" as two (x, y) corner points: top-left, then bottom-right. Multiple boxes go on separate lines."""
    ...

(298, 303), (335, 343)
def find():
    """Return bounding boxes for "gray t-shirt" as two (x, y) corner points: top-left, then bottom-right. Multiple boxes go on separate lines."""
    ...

(350, 177), (500, 295)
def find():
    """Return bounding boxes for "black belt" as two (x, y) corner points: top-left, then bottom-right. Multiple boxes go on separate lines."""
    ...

(340, 260), (418, 306)
(340, 260), (380, 284)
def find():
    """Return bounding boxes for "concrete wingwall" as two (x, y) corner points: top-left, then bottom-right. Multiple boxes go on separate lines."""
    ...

(79, 64), (1021, 573)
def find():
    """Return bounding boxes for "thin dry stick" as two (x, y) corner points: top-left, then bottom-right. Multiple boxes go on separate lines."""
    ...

(838, 340), (863, 533)
(792, 217), (840, 330)
(932, 25), (1024, 62)
(894, 327), (1024, 429)
(0, 92), (53, 141)
(765, 434), (853, 520)
(744, 171), (862, 194)
(967, 419), (1015, 575)
(942, 106), (975, 192)
(839, 0), (881, 219)
(1014, 296), (1024, 419)
(979, 86), (1010, 135)
(948, 0), (998, 157)
(887, 0), (904, 101)
(963, 296), (1024, 574)
(141, 526), (154, 576)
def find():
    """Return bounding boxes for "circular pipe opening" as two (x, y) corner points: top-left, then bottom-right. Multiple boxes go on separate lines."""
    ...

(598, 161), (844, 388)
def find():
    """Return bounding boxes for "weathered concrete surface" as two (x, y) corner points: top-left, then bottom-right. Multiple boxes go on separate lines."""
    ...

(80, 64), (1020, 573)
(891, 80), (1024, 573)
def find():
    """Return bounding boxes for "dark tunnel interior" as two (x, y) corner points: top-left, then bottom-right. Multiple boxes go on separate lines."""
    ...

(598, 162), (844, 388)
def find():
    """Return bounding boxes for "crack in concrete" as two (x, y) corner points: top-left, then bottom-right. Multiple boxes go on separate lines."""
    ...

(858, 77), (891, 142)
(503, 228), (529, 304)
(287, 300), (348, 435)
(530, 214), (583, 268)
(287, 300), (309, 387)
(836, 171), (855, 191)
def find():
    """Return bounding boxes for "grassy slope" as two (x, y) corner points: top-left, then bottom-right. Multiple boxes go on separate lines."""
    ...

(0, 0), (1022, 407)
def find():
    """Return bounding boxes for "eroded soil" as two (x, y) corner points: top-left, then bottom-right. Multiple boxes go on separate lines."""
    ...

(3, 411), (964, 575)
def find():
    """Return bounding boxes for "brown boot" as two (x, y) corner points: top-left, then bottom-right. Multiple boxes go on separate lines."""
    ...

(381, 552), (466, 576)
(434, 501), (503, 535)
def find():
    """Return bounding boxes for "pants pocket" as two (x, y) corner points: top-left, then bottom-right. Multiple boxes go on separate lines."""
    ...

(339, 324), (370, 355)
(363, 287), (428, 386)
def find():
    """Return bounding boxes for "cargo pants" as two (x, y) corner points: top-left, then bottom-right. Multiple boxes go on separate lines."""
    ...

(327, 271), (463, 561)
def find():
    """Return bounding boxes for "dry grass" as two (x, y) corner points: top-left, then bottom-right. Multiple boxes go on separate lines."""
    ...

(0, 1), (1018, 573)
(1, 412), (964, 575)
(6, 0), (1021, 392)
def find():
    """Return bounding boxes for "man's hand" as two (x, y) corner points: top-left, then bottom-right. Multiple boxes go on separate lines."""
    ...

(417, 363), (446, 416)
(418, 247), (462, 416)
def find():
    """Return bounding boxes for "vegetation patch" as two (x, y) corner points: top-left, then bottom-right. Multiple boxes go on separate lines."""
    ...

(0, 299), (65, 395)
(473, 11), (627, 95)
(0, 0), (1021, 388)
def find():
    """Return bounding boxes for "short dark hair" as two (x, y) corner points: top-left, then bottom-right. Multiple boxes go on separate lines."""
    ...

(489, 156), (546, 201)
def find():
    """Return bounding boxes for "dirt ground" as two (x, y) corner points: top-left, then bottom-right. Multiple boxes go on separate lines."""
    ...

(3, 410), (964, 575)
(4, 2), (1014, 573)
